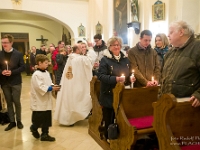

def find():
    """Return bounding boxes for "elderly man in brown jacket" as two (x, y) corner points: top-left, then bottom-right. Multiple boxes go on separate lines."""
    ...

(160, 21), (200, 107)
(128, 30), (161, 87)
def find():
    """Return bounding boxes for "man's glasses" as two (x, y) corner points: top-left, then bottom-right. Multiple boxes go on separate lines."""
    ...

(94, 39), (100, 43)
(1, 42), (10, 44)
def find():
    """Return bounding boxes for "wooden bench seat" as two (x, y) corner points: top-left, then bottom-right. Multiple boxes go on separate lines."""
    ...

(153, 94), (200, 150)
(89, 76), (159, 150)
(110, 83), (159, 150)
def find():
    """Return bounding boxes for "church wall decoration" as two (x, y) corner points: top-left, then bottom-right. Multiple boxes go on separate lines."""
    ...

(152, 0), (165, 21)
(114, 0), (128, 44)
(12, 0), (22, 5)
(96, 22), (103, 34)
(78, 24), (85, 37)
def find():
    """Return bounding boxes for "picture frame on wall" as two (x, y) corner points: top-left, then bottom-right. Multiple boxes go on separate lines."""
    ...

(96, 21), (103, 34)
(78, 24), (85, 37)
(113, 0), (128, 44)
(152, 1), (165, 21)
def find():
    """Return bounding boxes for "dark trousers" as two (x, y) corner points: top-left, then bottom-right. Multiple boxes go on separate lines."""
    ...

(31, 110), (52, 134)
(31, 124), (49, 134)
(102, 107), (115, 139)
(2, 84), (22, 122)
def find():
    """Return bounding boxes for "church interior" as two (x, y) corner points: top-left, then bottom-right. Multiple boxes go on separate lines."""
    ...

(0, 0), (200, 150)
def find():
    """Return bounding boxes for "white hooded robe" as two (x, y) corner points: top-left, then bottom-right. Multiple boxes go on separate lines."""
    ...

(54, 50), (96, 125)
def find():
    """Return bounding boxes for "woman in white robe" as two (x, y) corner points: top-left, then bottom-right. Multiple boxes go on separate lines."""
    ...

(54, 44), (96, 125)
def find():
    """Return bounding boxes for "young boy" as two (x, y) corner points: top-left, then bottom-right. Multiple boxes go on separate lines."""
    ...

(30, 54), (60, 141)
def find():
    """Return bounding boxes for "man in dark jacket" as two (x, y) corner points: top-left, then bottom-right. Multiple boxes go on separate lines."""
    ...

(93, 34), (107, 75)
(36, 44), (46, 55)
(160, 20), (200, 107)
(0, 34), (25, 131)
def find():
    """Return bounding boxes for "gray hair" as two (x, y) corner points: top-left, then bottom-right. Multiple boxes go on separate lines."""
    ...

(107, 36), (123, 49)
(170, 20), (194, 37)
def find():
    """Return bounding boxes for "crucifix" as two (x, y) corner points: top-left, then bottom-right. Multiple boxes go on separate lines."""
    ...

(36, 35), (48, 44)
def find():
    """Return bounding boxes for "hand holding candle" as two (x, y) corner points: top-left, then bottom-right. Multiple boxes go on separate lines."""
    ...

(120, 74), (125, 83)
(150, 76), (158, 86)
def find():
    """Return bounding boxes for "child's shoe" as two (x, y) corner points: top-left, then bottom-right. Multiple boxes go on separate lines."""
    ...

(40, 133), (55, 141)
(30, 125), (40, 139)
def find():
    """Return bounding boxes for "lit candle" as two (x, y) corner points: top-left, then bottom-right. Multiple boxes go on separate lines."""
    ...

(5, 61), (8, 70)
(130, 70), (135, 88)
(152, 76), (154, 82)
(121, 74), (125, 83)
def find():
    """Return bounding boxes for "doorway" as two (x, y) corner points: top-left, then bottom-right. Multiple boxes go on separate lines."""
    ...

(1, 33), (29, 55)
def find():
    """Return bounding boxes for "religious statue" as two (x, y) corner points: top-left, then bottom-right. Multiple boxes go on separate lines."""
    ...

(130, 0), (139, 22)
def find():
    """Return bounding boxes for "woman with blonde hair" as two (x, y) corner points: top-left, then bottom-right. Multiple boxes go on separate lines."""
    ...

(154, 33), (169, 69)
(65, 45), (72, 55)
(98, 36), (135, 140)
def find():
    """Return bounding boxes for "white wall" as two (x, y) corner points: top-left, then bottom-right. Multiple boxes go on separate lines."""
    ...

(0, 0), (199, 48)
(129, 0), (199, 47)
(0, 0), (89, 44)
(0, 20), (64, 49)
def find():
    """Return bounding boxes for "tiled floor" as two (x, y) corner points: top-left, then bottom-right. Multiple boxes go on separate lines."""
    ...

(0, 74), (102, 150)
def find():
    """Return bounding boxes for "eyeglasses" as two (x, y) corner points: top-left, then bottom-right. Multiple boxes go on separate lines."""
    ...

(1, 42), (10, 44)
(111, 44), (120, 47)
(94, 39), (100, 43)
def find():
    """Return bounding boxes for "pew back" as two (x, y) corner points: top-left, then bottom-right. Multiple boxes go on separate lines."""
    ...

(110, 83), (159, 150)
(89, 76), (111, 150)
(153, 94), (200, 150)
(121, 87), (158, 119)
(169, 102), (200, 144)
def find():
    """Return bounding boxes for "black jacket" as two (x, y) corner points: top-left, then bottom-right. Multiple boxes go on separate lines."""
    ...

(0, 49), (25, 86)
(93, 40), (107, 52)
(55, 54), (68, 84)
(98, 49), (131, 108)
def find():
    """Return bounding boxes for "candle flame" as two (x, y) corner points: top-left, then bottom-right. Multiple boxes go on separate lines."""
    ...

(5, 61), (7, 64)
(132, 70), (134, 73)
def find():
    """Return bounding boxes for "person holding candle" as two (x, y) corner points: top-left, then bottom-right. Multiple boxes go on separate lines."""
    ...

(0, 34), (25, 131)
(128, 30), (161, 87)
(98, 36), (135, 140)
(160, 21), (200, 107)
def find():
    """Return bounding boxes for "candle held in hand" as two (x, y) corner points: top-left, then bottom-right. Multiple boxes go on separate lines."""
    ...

(5, 61), (8, 70)
(130, 70), (135, 88)
(121, 74), (125, 83)
(152, 76), (154, 82)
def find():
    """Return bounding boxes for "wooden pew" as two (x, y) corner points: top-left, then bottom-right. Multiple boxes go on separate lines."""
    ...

(153, 94), (200, 150)
(88, 76), (111, 150)
(110, 83), (159, 150)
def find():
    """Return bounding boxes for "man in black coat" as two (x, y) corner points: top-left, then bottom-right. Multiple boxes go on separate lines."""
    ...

(0, 34), (25, 131)
(36, 44), (46, 55)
